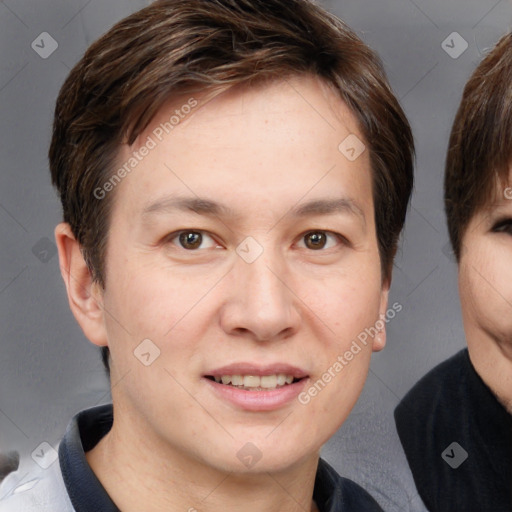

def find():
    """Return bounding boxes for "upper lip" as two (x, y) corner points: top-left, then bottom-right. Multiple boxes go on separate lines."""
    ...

(205, 363), (309, 379)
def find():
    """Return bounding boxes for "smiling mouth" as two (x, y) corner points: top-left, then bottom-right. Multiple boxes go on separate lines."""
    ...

(205, 374), (305, 391)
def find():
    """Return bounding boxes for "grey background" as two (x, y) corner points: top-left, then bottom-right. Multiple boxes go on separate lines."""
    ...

(1, 0), (511, 509)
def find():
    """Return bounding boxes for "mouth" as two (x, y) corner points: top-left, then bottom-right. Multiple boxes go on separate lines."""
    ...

(203, 365), (310, 411)
(204, 374), (304, 391)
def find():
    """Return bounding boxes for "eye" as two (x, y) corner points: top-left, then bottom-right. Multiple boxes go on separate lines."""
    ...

(297, 231), (343, 250)
(168, 230), (220, 250)
(492, 218), (512, 235)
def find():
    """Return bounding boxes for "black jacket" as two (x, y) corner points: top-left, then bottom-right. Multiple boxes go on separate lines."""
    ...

(395, 349), (512, 512)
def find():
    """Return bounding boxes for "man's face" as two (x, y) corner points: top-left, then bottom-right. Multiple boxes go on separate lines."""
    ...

(459, 173), (512, 369)
(97, 75), (388, 473)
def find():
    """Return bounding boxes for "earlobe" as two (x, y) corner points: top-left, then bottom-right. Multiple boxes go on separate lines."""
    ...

(373, 320), (387, 352)
(54, 223), (108, 348)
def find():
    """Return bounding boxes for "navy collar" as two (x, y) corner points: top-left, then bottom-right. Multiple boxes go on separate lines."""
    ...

(59, 404), (382, 511)
(59, 405), (119, 511)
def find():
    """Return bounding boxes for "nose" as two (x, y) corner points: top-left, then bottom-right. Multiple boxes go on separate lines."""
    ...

(219, 249), (301, 342)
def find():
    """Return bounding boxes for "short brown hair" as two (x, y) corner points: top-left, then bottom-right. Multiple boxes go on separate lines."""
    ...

(49, 0), (414, 373)
(445, 32), (512, 260)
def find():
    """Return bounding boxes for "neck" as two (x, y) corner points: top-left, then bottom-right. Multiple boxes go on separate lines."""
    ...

(85, 406), (320, 512)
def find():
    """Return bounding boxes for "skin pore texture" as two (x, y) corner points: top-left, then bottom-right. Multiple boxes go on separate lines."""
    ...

(55, 75), (389, 512)
(459, 172), (512, 415)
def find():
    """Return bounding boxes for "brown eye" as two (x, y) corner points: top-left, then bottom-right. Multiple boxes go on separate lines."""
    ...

(304, 232), (327, 250)
(492, 219), (512, 235)
(167, 230), (219, 251)
(179, 231), (203, 249)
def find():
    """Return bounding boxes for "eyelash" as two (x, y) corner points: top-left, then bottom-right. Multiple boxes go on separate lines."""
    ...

(296, 231), (348, 250)
(492, 218), (512, 234)
(164, 229), (348, 251)
(166, 230), (221, 251)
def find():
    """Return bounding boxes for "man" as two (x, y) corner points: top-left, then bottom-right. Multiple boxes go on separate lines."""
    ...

(395, 32), (512, 512)
(0, 0), (413, 510)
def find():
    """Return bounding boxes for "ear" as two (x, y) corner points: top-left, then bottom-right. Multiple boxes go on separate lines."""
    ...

(54, 223), (108, 348)
(372, 276), (390, 352)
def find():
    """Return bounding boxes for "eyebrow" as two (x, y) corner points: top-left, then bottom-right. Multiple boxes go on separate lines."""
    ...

(292, 198), (365, 224)
(141, 195), (366, 224)
(142, 196), (235, 218)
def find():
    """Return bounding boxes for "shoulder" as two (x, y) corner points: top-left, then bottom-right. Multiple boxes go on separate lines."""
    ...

(394, 349), (469, 433)
(392, 348), (509, 511)
(394, 349), (472, 468)
(337, 477), (385, 511)
(0, 459), (74, 512)
(316, 458), (384, 512)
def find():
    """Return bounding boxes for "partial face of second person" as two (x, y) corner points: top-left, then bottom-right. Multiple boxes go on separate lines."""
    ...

(459, 172), (512, 410)
(70, 75), (389, 474)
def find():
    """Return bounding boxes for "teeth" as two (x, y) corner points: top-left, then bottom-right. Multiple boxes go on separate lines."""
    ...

(243, 375), (260, 387)
(231, 375), (243, 386)
(260, 375), (277, 388)
(212, 374), (296, 389)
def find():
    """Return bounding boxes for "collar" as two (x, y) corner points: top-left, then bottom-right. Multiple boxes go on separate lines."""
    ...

(59, 404), (382, 512)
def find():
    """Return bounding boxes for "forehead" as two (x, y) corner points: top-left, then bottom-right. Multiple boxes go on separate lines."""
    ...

(476, 167), (512, 213)
(113, 74), (373, 222)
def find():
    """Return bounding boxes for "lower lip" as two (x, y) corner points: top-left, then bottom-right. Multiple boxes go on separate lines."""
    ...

(203, 378), (309, 411)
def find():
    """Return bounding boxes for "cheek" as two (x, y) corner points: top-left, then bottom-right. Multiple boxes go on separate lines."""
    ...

(461, 247), (512, 337)
(296, 264), (383, 418)
(305, 265), (384, 339)
(102, 259), (219, 367)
